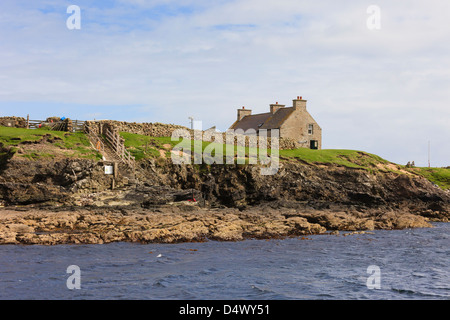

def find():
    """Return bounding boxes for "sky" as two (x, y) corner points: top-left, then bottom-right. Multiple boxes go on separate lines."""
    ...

(0, 0), (449, 167)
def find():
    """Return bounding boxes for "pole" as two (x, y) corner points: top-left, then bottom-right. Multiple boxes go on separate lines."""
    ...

(428, 141), (430, 168)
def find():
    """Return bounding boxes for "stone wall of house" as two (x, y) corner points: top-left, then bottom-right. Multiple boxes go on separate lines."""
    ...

(203, 131), (299, 150)
(167, 127), (298, 150)
(280, 105), (322, 150)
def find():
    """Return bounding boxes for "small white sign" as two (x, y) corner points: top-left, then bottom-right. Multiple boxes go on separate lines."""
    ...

(104, 165), (113, 175)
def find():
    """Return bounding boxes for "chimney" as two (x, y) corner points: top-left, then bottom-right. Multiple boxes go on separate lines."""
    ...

(237, 106), (252, 121)
(270, 101), (285, 114)
(293, 96), (307, 110)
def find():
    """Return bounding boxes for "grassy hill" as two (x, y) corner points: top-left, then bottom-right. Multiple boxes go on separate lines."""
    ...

(1, 127), (448, 189)
(404, 167), (450, 190)
(0, 126), (101, 160)
(121, 132), (390, 168)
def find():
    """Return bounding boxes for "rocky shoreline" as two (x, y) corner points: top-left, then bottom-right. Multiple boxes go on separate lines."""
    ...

(0, 200), (446, 245)
(0, 157), (449, 245)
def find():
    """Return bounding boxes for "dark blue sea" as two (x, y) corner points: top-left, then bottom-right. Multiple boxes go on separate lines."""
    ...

(0, 223), (448, 300)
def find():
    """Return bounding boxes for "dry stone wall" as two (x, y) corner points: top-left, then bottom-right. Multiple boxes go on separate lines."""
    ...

(0, 117), (27, 128)
(85, 120), (189, 137)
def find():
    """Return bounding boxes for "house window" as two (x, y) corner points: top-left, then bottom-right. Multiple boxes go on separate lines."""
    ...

(308, 124), (314, 135)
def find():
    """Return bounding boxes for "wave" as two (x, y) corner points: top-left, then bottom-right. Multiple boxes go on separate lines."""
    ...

(248, 284), (287, 299)
(390, 287), (449, 299)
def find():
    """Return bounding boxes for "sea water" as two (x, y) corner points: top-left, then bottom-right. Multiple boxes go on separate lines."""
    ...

(0, 223), (448, 300)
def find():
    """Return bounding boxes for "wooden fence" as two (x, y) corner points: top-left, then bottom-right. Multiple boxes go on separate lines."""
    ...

(72, 120), (85, 132)
(27, 119), (47, 129)
(104, 129), (135, 170)
(50, 121), (66, 131)
(26, 116), (86, 132)
(85, 126), (105, 156)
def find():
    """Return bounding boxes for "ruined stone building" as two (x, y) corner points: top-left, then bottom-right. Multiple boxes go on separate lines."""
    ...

(229, 96), (322, 149)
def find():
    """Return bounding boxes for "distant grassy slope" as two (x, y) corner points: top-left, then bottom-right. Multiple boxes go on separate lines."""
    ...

(0, 126), (101, 160)
(279, 148), (391, 168)
(406, 167), (450, 190)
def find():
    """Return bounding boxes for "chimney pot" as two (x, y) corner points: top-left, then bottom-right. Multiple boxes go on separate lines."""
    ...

(293, 96), (306, 110)
(270, 102), (285, 114)
(237, 106), (252, 121)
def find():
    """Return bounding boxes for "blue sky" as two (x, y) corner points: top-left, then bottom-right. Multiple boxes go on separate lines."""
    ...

(0, 0), (449, 166)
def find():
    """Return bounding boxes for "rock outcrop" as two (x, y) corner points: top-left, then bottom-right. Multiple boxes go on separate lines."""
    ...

(0, 156), (448, 244)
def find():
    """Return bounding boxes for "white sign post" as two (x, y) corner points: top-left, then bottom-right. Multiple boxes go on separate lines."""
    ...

(104, 165), (113, 175)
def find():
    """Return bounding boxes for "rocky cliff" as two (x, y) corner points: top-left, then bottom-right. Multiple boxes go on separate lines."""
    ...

(0, 156), (448, 244)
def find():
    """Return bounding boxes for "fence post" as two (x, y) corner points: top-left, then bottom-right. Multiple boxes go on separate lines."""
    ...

(116, 132), (120, 155)
(26, 114), (29, 129)
(113, 162), (118, 179)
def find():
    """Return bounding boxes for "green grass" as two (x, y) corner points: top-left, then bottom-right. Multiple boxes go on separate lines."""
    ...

(279, 148), (390, 168)
(0, 127), (44, 146)
(120, 132), (173, 161)
(119, 132), (394, 169)
(21, 152), (55, 160)
(3, 128), (448, 189)
(120, 131), (273, 164)
(407, 167), (450, 190)
(0, 126), (102, 160)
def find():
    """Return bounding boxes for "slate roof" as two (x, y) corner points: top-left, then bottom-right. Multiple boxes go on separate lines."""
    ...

(229, 112), (272, 132)
(230, 107), (295, 132)
(260, 107), (295, 130)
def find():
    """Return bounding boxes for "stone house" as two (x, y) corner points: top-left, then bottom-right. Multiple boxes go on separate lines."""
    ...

(229, 96), (322, 149)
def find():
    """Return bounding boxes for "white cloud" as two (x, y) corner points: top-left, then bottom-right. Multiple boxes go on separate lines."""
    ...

(0, 0), (449, 166)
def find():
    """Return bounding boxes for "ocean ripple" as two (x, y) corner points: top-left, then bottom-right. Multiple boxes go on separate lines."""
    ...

(0, 222), (448, 300)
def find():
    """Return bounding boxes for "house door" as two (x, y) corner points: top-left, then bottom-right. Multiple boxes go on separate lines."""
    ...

(310, 140), (318, 150)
